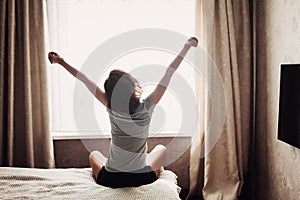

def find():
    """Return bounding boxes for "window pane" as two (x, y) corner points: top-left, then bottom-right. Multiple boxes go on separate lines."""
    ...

(47, 0), (196, 136)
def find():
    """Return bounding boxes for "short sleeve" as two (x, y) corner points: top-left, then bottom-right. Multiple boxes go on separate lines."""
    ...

(143, 96), (155, 111)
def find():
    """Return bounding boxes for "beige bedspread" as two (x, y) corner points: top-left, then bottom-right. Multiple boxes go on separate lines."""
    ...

(0, 167), (181, 200)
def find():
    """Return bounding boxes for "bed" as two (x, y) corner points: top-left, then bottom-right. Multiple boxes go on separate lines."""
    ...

(0, 167), (181, 200)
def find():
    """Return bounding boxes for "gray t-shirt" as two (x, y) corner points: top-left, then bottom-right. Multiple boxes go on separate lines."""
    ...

(105, 96), (154, 172)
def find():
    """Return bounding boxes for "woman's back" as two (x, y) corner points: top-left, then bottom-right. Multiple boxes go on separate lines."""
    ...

(105, 96), (154, 172)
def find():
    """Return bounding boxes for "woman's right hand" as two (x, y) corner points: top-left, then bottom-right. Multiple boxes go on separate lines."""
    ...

(186, 37), (198, 47)
(48, 52), (63, 64)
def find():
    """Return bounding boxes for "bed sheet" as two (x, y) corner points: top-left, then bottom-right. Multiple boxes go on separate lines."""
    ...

(0, 167), (181, 200)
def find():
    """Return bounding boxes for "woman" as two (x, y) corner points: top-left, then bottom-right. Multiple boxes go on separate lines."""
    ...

(48, 36), (198, 188)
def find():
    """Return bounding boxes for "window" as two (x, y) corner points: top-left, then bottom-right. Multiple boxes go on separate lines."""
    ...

(47, 0), (196, 139)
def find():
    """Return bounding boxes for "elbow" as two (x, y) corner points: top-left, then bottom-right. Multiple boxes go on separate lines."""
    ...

(166, 66), (175, 76)
(77, 72), (88, 83)
(164, 68), (174, 80)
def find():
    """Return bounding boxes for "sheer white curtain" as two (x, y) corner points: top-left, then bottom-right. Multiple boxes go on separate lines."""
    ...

(46, 0), (196, 137)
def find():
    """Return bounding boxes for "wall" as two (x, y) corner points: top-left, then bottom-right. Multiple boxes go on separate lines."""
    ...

(255, 0), (300, 199)
(54, 136), (191, 189)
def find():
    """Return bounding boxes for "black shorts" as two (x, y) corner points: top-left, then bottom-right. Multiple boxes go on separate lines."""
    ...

(96, 166), (157, 188)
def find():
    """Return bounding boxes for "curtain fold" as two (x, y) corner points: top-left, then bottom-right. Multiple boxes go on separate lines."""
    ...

(187, 1), (206, 198)
(0, 0), (55, 168)
(189, 0), (252, 199)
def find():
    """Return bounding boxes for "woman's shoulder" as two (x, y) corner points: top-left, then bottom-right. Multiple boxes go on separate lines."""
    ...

(141, 96), (155, 111)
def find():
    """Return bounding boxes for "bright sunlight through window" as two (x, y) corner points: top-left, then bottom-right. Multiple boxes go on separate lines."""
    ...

(47, 0), (196, 138)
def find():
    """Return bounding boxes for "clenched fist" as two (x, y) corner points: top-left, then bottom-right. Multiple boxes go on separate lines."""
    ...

(186, 37), (198, 48)
(48, 52), (63, 64)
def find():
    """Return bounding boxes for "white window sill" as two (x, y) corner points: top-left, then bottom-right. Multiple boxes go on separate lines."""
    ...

(51, 131), (192, 140)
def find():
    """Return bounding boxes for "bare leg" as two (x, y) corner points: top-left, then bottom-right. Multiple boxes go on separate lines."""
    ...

(89, 150), (107, 179)
(146, 144), (167, 178)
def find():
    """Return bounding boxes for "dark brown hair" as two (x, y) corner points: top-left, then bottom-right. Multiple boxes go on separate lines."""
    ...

(104, 70), (142, 114)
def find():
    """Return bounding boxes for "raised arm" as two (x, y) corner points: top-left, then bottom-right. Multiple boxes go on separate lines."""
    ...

(149, 37), (198, 104)
(48, 52), (107, 107)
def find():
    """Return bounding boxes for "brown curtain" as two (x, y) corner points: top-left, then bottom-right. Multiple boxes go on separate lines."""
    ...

(0, 0), (55, 168)
(188, 0), (252, 199)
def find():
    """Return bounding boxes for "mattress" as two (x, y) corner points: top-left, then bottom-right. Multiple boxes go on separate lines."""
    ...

(0, 167), (181, 200)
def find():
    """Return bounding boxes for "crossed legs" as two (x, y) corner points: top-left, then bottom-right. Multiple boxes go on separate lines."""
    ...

(89, 144), (167, 179)
(146, 144), (167, 178)
(89, 150), (107, 179)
